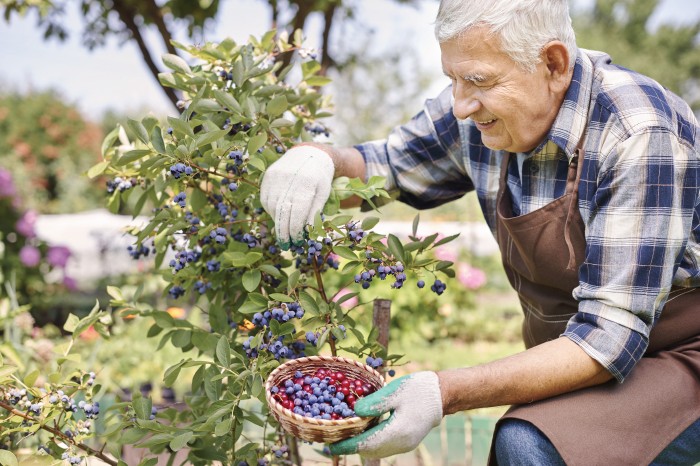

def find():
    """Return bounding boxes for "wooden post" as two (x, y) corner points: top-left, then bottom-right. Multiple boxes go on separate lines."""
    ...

(363, 298), (392, 466)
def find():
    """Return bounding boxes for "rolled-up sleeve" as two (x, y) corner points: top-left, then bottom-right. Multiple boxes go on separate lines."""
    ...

(355, 85), (474, 210)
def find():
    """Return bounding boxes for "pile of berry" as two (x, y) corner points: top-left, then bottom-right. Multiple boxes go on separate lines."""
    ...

(270, 368), (376, 420)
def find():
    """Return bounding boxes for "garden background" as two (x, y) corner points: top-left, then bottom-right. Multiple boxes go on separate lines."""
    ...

(1, 0), (699, 465)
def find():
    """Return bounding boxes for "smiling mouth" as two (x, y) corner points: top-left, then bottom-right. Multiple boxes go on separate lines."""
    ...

(473, 118), (497, 129)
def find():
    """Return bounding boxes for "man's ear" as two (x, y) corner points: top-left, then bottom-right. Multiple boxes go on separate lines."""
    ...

(541, 41), (570, 92)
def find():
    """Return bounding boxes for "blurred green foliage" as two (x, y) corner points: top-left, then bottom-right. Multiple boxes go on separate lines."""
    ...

(0, 90), (105, 214)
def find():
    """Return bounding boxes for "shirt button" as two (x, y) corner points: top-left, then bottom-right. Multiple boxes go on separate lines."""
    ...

(530, 164), (539, 174)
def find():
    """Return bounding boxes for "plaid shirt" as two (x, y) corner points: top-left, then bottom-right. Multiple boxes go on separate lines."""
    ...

(356, 49), (700, 382)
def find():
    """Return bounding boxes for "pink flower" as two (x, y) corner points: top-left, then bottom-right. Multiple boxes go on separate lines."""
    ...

(457, 263), (487, 290)
(15, 210), (38, 238)
(19, 245), (41, 267)
(47, 245), (71, 268)
(0, 169), (16, 197)
(63, 275), (78, 291)
(332, 288), (359, 309)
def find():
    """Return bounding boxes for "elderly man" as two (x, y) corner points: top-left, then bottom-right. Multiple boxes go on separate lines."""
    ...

(260, 0), (700, 464)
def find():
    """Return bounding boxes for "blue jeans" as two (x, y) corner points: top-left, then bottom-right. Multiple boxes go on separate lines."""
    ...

(494, 417), (700, 465)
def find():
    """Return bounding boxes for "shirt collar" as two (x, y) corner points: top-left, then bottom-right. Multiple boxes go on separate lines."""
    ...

(536, 48), (597, 161)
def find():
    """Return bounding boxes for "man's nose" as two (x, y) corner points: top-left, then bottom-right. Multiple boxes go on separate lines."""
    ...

(452, 91), (481, 120)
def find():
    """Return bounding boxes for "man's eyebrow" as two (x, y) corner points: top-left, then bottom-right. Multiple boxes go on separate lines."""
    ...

(441, 70), (487, 82)
(462, 73), (486, 82)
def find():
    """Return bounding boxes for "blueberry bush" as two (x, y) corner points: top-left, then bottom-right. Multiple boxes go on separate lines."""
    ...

(0, 30), (457, 465)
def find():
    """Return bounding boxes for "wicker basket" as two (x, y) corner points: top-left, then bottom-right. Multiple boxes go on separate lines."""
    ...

(265, 355), (385, 443)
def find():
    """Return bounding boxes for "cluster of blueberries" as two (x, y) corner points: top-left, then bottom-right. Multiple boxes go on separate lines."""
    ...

(61, 452), (83, 464)
(242, 333), (306, 360)
(242, 302), (308, 360)
(289, 237), (340, 273)
(169, 248), (202, 273)
(106, 176), (137, 194)
(305, 325), (346, 346)
(169, 162), (194, 179)
(304, 122), (330, 138)
(271, 368), (376, 420)
(223, 119), (252, 136)
(185, 211), (201, 234)
(430, 279), (448, 295)
(345, 222), (366, 244)
(209, 227), (228, 244)
(353, 261), (408, 290)
(127, 243), (153, 260)
(365, 356), (384, 369)
(173, 191), (187, 208)
(236, 459), (269, 466)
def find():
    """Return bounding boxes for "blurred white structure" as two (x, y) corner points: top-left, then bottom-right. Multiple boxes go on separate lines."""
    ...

(34, 210), (499, 286)
(35, 209), (150, 284)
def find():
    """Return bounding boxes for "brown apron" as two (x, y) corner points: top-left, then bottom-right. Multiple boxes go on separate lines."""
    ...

(488, 146), (700, 466)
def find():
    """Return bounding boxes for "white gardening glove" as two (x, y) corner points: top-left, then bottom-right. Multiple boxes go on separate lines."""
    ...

(329, 372), (443, 459)
(259, 145), (334, 249)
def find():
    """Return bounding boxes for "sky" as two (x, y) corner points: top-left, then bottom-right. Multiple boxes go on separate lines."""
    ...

(1, 0), (699, 121)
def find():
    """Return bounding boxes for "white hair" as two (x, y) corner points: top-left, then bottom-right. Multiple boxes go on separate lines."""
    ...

(434, 0), (578, 72)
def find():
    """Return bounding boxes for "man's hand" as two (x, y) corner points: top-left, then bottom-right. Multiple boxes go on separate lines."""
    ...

(329, 372), (443, 459)
(260, 145), (334, 249)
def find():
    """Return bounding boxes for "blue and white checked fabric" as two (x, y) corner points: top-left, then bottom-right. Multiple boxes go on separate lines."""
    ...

(356, 49), (700, 381)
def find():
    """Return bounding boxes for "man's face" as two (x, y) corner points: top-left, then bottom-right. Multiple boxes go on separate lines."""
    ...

(440, 27), (564, 153)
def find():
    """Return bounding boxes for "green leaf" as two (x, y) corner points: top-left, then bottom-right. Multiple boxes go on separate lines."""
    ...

(193, 98), (223, 114)
(127, 118), (149, 144)
(242, 269), (261, 292)
(63, 313), (80, 332)
(287, 269), (300, 292)
(247, 132), (268, 155)
(151, 126), (166, 153)
(361, 216), (380, 230)
(190, 189), (207, 212)
(335, 291), (358, 306)
(387, 234), (406, 262)
(267, 94), (288, 117)
(0, 365), (18, 380)
(214, 417), (232, 436)
(269, 293), (294, 302)
(213, 89), (243, 113)
(433, 233), (461, 248)
(412, 213), (420, 237)
(270, 118), (294, 128)
(87, 160), (109, 179)
(170, 431), (194, 451)
(116, 149), (152, 166)
(305, 76), (332, 86)
(132, 397), (152, 421)
(101, 125), (120, 156)
(298, 291), (319, 315)
(0, 451), (18, 466)
(163, 53), (192, 74)
(23, 369), (39, 387)
(259, 264), (282, 278)
(195, 128), (229, 148)
(163, 361), (184, 387)
(216, 336), (230, 367)
(333, 245), (358, 261)
(167, 116), (194, 137)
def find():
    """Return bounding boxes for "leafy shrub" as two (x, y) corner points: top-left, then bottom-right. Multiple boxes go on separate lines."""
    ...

(1, 30), (460, 465)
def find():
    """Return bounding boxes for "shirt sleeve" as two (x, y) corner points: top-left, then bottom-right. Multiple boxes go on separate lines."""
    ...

(564, 128), (699, 382)
(354, 85), (474, 209)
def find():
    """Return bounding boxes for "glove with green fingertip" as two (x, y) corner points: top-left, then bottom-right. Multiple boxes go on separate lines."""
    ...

(329, 371), (443, 459)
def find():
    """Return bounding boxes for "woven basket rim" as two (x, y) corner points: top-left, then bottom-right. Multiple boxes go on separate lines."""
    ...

(265, 355), (384, 428)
